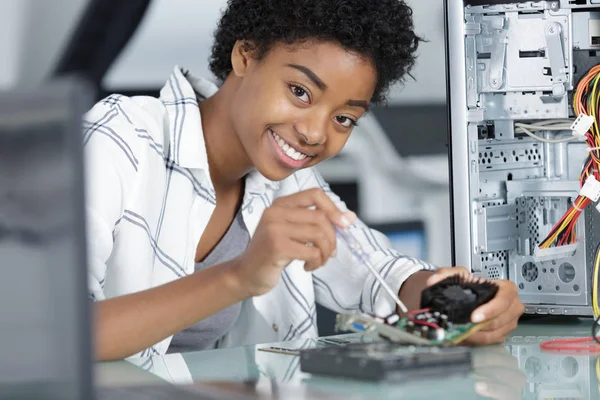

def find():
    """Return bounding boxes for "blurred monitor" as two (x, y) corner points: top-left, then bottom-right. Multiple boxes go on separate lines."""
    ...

(0, 78), (94, 400)
(370, 221), (427, 261)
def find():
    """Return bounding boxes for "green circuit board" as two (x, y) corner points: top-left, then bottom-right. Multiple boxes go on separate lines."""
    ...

(336, 312), (482, 346)
(394, 316), (478, 345)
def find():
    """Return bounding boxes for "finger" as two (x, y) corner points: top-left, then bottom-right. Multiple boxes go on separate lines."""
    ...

(425, 266), (470, 287)
(463, 318), (518, 346)
(471, 280), (519, 323)
(286, 224), (334, 265)
(273, 188), (357, 228)
(479, 297), (523, 332)
(281, 208), (337, 256)
(279, 239), (325, 271)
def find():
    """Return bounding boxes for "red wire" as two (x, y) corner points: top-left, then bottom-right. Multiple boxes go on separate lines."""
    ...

(411, 319), (441, 330)
(408, 308), (441, 330)
(540, 337), (600, 352)
(408, 308), (430, 316)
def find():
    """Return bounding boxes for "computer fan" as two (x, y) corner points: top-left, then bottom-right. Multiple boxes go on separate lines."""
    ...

(421, 275), (499, 324)
(335, 275), (499, 345)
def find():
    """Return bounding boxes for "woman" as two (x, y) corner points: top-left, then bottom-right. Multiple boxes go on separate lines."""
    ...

(85, 0), (524, 361)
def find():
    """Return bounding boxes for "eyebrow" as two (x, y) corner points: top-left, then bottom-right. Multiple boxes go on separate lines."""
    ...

(347, 99), (369, 112)
(286, 63), (370, 111)
(287, 64), (327, 91)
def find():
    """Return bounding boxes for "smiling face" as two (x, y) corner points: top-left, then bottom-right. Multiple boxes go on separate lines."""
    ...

(228, 40), (378, 181)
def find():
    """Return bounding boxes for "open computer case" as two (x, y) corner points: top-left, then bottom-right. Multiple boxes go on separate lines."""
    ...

(446, 0), (600, 316)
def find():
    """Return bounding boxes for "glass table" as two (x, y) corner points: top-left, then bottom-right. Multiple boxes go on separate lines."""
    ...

(96, 316), (600, 399)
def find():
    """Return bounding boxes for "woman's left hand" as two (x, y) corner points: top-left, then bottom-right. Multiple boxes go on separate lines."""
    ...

(425, 267), (525, 346)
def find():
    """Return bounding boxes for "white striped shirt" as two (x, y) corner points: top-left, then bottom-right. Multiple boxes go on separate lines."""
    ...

(83, 66), (436, 357)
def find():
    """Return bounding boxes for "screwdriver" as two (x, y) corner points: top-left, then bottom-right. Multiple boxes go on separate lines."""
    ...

(335, 226), (408, 314)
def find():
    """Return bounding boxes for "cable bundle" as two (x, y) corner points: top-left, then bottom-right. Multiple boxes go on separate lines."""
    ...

(537, 66), (600, 249)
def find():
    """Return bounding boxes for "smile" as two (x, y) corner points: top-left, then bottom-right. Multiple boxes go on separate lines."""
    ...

(269, 130), (310, 161)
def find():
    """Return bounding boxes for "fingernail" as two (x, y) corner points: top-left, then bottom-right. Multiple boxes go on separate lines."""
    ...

(472, 312), (485, 323)
(345, 211), (357, 223)
(331, 250), (337, 258)
(339, 215), (351, 228)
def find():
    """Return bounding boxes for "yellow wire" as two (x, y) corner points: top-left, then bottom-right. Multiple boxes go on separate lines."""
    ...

(594, 247), (600, 318)
(450, 321), (492, 345)
(592, 75), (600, 134)
(539, 69), (600, 250)
(596, 358), (600, 393)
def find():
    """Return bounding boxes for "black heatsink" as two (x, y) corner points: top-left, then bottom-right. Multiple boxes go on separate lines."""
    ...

(420, 276), (498, 324)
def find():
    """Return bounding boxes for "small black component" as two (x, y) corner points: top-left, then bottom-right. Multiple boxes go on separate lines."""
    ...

(440, 314), (449, 329)
(420, 275), (498, 324)
(477, 122), (495, 140)
(300, 342), (472, 382)
(420, 326), (429, 338)
(406, 321), (415, 333)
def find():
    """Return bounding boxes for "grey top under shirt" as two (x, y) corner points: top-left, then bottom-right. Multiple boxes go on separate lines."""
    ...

(168, 209), (248, 353)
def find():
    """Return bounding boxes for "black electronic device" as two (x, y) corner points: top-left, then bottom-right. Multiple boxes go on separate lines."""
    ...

(299, 342), (472, 382)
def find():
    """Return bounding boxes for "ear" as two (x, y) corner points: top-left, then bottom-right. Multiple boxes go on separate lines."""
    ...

(231, 40), (257, 77)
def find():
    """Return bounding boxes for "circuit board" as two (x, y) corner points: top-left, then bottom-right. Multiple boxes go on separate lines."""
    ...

(335, 276), (496, 345)
(336, 310), (483, 346)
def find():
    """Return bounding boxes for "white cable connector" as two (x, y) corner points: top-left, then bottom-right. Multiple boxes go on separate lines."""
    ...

(571, 113), (595, 138)
(534, 243), (578, 262)
(581, 175), (600, 202)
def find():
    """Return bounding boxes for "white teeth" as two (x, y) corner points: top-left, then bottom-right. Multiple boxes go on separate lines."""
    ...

(270, 130), (309, 161)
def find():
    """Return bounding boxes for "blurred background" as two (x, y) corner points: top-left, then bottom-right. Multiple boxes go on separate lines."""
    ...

(0, 0), (451, 332)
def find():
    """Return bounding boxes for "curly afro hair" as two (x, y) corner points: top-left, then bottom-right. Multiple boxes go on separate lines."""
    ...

(209, 0), (422, 104)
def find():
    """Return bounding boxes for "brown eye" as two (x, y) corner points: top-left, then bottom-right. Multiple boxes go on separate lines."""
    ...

(290, 85), (310, 103)
(335, 116), (357, 128)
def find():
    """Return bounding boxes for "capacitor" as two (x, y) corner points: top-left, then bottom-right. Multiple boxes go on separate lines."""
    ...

(420, 326), (429, 338)
(386, 314), (400, 325)
(429, 328), (445, 341)
(433, 311), (441, 319)
(416, 314), (426, 320)
(406, 321), (415, 333)
(440, 315), (449, 329)
(427, 318), (438, 325)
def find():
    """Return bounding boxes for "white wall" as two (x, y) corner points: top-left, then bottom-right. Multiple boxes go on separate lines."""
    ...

(17, 0), (89, 87)
(0, 0), (446, 101)
(0, 0), (89, 89)
(389, 0), (447, 104)
(0, 0), (29, 90)
(104, 0), (229, 89)
(103, 0), (447, 105)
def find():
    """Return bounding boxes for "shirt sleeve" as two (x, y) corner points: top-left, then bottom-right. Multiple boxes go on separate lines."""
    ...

(296, 168), (438, 316)
(83, 98), (142, 302)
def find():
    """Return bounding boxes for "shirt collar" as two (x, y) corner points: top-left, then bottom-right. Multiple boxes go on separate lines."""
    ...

(159, 66), (279, 195)
(159, 66), (218, 170)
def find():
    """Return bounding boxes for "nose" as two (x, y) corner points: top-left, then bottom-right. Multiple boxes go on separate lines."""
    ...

(294, 115), (327, 146)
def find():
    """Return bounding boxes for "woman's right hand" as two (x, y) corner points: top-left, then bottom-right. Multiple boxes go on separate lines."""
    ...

(231, 188), (356, 298)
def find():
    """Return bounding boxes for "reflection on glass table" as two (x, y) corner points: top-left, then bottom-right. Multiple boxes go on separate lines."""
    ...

(98, 317), (600, 400)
